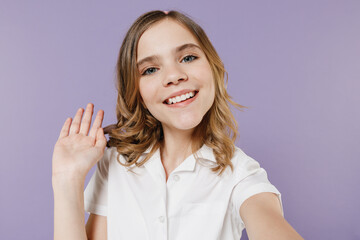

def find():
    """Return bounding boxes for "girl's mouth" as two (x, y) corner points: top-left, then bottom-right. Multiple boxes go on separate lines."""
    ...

(163, 90), (199, 108)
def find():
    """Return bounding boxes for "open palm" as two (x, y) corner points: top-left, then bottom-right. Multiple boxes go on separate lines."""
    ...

(52, 103), (107, 180)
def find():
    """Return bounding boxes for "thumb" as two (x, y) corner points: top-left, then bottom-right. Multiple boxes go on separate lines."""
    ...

(95, 127), (107, 149)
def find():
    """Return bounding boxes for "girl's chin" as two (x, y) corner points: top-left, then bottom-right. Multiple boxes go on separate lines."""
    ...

(164, 120), (202, 131)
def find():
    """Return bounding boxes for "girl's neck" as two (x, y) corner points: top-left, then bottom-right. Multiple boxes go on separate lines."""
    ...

(160, 136), (192, 168)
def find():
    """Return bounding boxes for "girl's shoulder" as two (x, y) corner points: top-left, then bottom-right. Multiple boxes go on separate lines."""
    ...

(231, 146), (263, 180)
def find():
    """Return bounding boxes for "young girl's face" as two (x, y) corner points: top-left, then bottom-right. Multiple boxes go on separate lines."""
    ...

(137, 18), (215, 133)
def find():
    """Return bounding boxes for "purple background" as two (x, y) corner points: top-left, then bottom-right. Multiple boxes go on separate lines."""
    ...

(1, 1), (359, 239)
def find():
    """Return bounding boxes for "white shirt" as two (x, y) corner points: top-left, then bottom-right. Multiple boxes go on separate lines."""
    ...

(84, 143), (284, 240)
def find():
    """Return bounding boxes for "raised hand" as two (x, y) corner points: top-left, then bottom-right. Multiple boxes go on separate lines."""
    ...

(52, 103), (107, 182)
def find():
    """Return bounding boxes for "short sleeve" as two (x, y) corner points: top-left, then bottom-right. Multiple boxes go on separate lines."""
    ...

(83, 147), (111, 216)
(231, 154), (284, 227)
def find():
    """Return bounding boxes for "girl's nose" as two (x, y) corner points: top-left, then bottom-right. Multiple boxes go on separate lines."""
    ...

(162, 64), (188, 86)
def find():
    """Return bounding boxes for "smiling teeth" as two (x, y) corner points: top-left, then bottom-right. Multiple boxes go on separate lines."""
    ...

(167, 91), (195, 104)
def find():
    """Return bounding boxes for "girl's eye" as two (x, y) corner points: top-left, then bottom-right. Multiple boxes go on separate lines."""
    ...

(142, 67), (158, 76)
(141, 55), (197, 76)
(181, 55), (197, 63)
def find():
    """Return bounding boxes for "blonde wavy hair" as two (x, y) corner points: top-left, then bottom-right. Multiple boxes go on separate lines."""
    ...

(103, 10), (248, 176)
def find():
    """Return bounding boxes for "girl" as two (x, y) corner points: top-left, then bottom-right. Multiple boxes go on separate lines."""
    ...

(52, 10), (303, 240)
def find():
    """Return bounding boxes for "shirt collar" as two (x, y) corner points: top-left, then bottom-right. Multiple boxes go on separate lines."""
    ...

(143, 142), (216, 163)
(137, 142), (216, 181)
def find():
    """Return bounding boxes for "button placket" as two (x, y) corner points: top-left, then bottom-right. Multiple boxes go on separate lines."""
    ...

(158, 215), (165, 223)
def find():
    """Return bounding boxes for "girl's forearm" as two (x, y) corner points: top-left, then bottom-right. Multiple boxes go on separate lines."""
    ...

(52, 176), (88, 240)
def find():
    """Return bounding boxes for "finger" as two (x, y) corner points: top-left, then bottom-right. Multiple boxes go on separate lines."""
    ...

(69, 108), (84, 135)
(95, 128), (107, 150)
(79, 103), (94, 136)
(89, 110), (104, 139)
(58, 117), (72, 140)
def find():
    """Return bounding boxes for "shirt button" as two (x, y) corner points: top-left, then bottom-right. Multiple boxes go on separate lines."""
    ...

(158, 216), (165, 223)
(173, 175), (180, 181)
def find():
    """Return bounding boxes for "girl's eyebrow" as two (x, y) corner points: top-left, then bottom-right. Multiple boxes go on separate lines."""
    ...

(137, 43), (201, 67)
